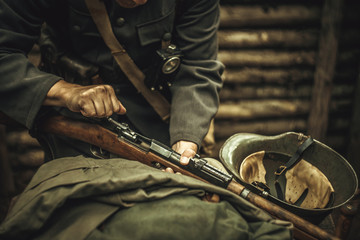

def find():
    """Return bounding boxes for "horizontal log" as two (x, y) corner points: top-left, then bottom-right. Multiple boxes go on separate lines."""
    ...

(218, 30), (318, 49)
(219, 84), (354, 100)
(343, 3), (360, 24)
(338, 29), (360, 47)
(220, 86), (310, 99)
(218, 49), (359, 68)
(216, 99), (352, 120)
(218, 50), (316, 67)
(214, 119), (307, 138)
(220, 5), (321, 28)
(216, 100), (308, 119)
(10, 150), (44, 167)
(218, 29), (360, 49)
(328, 118), (352, 133)
(337, 49), (360, 66)
(222, 68), (314, 84)
(6, 131), (41, 148)
(222, 68), (359, 85)
(214, 118), (349, 140)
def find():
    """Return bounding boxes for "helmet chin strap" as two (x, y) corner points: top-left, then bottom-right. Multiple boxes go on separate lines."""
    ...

(274, 137), (314, 202)
(239, 136), (335, 209)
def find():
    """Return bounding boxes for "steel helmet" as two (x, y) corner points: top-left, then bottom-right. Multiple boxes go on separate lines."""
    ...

(219, 132), (358, 223)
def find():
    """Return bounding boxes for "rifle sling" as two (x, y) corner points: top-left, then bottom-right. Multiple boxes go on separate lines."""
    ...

(85, 0), (170, 121)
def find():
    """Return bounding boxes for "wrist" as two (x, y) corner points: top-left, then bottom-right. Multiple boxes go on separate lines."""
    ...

(43, 80), (79, 107)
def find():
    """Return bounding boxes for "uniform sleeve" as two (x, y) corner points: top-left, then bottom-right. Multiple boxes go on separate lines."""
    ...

(169, 0), (224, 147)
(0, 0), (62, 128)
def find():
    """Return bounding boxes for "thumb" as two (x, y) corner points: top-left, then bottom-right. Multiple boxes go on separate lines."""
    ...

(180, 148), (196, 165)
(114, 100), (127, 115)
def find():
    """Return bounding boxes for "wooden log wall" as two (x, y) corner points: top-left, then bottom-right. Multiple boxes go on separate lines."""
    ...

(0, 46), (45, 222)
(213, 0), (360, 165)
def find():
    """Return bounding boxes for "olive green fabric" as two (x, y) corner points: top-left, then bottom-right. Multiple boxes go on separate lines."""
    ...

(87, 195), (290, 240)
(0, 156), (292, 240)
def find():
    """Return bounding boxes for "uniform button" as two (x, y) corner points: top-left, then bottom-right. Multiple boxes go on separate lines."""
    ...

(162, 32), (172, 41)
(116, 17), (125, 27)
(72, 25), (81, 32)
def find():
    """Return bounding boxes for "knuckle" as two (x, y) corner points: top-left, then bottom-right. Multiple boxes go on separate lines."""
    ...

(106, 110), (114, 117)
(97, 109), (106, 117)
(106, 85), (116, 94)
(95, 85), (107, 93)
(82, 110), (93, 117)
(80, 90), (94, 98)
(103, 84), (113, 90)
(81, 105), (95, 116)
(78, 99), (87, 108)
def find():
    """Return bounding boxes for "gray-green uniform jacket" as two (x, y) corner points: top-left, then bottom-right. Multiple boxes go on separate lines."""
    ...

(0, 0), (223, 156)
(0, 156), (292, 239)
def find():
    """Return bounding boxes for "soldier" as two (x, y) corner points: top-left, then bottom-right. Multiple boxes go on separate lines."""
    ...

(0, 1), (294, 239)
(0, 0), (223, 164)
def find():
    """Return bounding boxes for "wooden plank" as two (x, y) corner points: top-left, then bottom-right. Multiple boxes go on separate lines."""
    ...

(218, 30), (318, 49)
(222, 68), (314, 84)
(216, 99), (351, 120)
(6, 130), (41, 148)
(215, 119), (307, 137)
(218, 50), (316, 67)
(307, 0), (344, 141)
(219, 84), (353, 100)
(346, 66), (360, 178)
(218, 100), (308, 119)
(9, 150), (44, 168)
(220, 5), (321, 28)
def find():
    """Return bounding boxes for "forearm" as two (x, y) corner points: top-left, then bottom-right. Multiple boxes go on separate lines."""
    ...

(169, 60), (223, 147)
(0, 52), (62, 128)
(169, 0), (223, 147)
(43, 80), (80, 107)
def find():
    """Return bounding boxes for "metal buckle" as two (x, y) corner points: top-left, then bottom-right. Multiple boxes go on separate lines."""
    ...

(275, 165), (287, 176)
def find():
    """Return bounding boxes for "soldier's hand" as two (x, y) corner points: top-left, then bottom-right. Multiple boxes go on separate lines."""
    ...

(163, 141), (197, 174)
(172, 140), (198, 165)
(44, 80), (126, 117)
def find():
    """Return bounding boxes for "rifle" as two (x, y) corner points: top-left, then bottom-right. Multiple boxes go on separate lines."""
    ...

(37, 115), (337, 240)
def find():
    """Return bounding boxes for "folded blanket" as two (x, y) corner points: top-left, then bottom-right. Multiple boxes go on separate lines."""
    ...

(0, 156), (292, 240)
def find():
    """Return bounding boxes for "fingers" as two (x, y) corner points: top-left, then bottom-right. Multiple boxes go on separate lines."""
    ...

(202, 193), (220, 203)
(179, 148), (196, 165)
(161, 141), (198, 175)
(69, 85), (126, 118)
(162, 167), (182, 175)
(164, 167), (174, 174)
(172, 141), (198, 166)
(107, 85), (126, 115)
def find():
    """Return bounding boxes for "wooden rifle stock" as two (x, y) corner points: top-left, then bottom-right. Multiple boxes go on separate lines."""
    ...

(40, 115), (338, 240)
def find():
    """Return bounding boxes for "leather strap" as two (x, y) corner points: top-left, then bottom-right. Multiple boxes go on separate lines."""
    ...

(85, 0), (171, 121)
(274, 136), (314, 202)
(275, 137), (314, 176)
